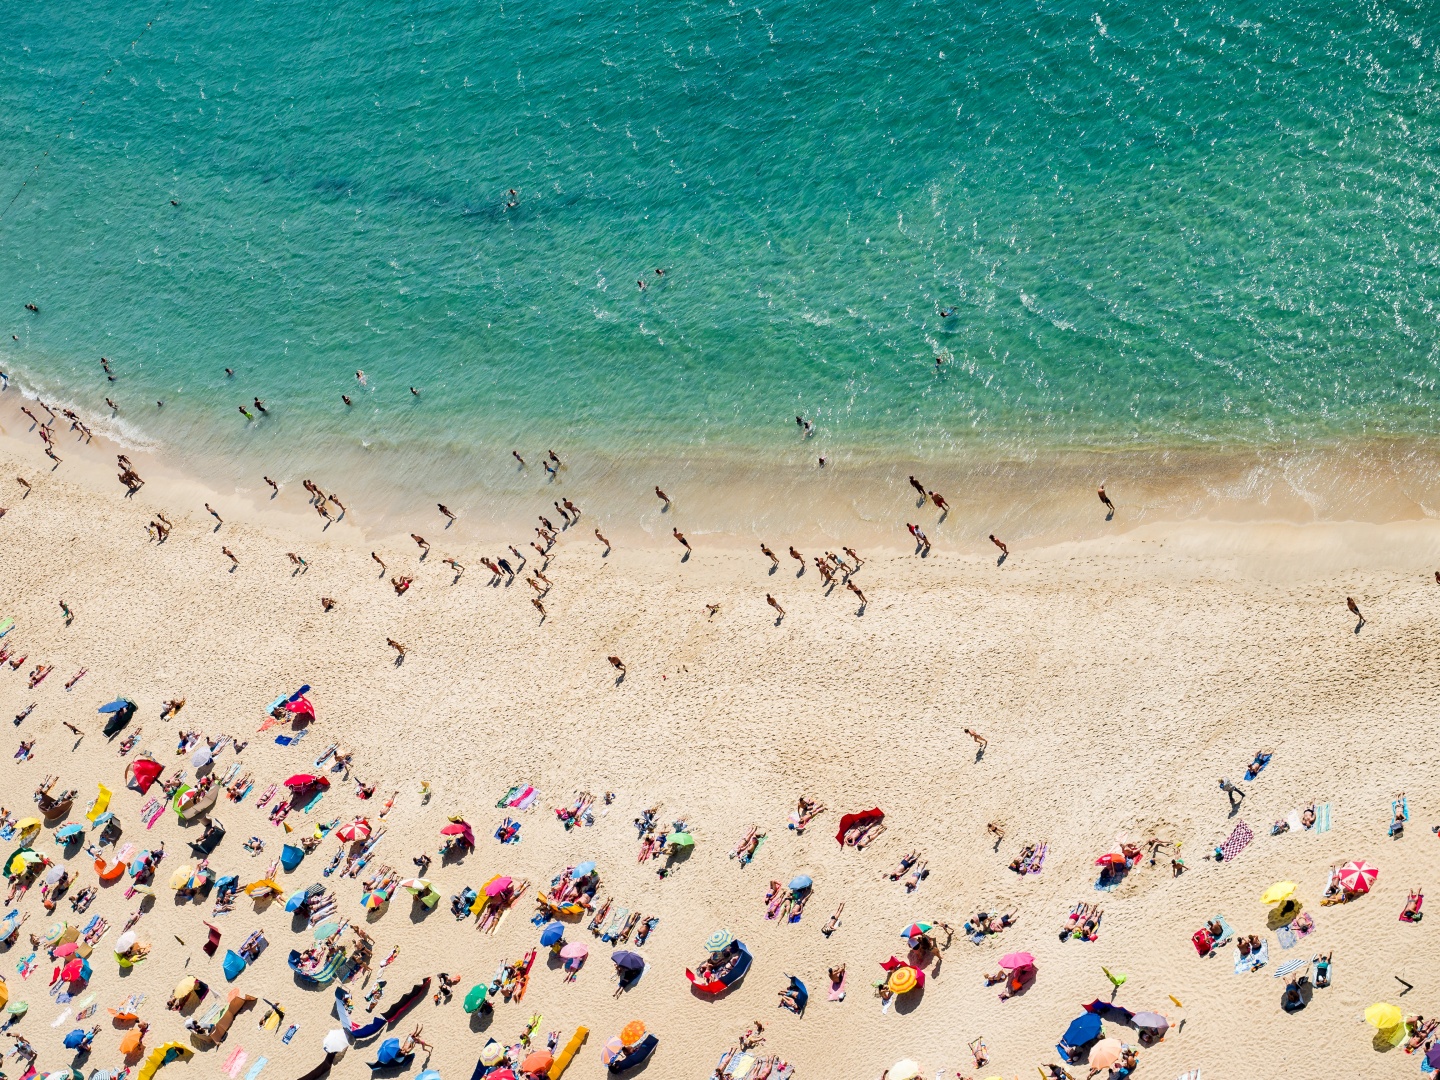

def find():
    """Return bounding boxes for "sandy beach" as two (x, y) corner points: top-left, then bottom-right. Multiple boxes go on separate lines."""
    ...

(0, 413), (1439, 1080)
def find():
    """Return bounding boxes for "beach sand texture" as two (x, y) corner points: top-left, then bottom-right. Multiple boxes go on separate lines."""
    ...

(0, 429), (1437, 1079)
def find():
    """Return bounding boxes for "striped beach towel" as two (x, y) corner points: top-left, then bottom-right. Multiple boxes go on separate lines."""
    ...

(1218, 820), (1254, 863)
(1315, 803), (1332, 833)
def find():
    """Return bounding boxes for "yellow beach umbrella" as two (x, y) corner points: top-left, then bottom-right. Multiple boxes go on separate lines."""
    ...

(1365, 1003), (1403, 1029)
(169, 866), (194, 890)
(1261, 881), (1297, 905)
(14, 818), (40, 839)
(890, 1061), (920, 1080)
(887, 967), (918, 994)
(172, 976), (197, 1001)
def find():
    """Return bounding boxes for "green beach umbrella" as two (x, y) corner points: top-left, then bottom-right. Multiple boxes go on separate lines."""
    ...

(705, 928), (734, 953)
(463, 984), (488, 1013)
(665, 832), (694, 847)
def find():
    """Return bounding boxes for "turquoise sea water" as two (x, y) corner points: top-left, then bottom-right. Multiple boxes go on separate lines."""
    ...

(2, 1), (1440, 510)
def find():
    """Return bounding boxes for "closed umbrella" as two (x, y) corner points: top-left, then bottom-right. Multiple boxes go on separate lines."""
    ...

(1261, 882), (1297, 905)
(999, 951), (1035, 969)
(540, 922), (565, 947)
(1366, 1002), (1403, 1029)
(620, 1021), (646, 1047)
(560, 942), (588, 960)
(612, 950), (645, 972)
(1340, 861), (1379, 894)
(704, 929), (734, 953)
(890, 1062), (921, 1080)
(322, 1030), (349, 1054)
(1088, 1040), (1123, 1069)
(463, 984), (488, 1013)
(521, 1050), (553, 1075)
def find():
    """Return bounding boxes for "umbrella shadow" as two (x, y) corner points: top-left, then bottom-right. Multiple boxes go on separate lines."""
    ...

(894, 985), (926, 1015)
(467, 1008), (494, 1034)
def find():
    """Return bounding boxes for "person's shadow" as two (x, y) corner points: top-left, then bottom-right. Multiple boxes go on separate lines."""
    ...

(1354, 618), (1365, 635)
(1106, 507), (1115, 522)
(996, 552), (1007, 566)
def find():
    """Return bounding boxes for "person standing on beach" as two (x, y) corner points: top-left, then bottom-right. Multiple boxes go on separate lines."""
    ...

(205, 503), (223, 525)
(263, 476), (279, 494)
(438, 504), (456, 524)
(608, 656), (626, 676)
(846, 580), (867, 606)
(789, 546), (804, 571)
(761, 543), (779, 568)
(287, 552), (308, 572)
(595, 528), (611, 551)
(58, 600), (72, 626)
(964, 728), (987, 753)
(221, 546), (238, 567)
(909, 475), (927, 500)
(387, 638), (405, 658)
(532, 597), (547, 618)
(1098, 485), (1115, 514)
(930, 491), (950, 513)
(673, 528), (691, 554)
(1347, 596), (1365, 626)
(989, 534), (1008, 557)
(655, 486), (671, 507)
(15, 477), (29, 495)
(766, 594), (786, 621)
(411, 534), (430, 554)
(442, 557), (464, 575)
(371, 552), (386, 574)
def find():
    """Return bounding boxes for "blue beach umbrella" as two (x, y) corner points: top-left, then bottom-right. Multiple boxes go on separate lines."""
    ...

(573, 861), (596, 878)
(540, 922), (565, 947)
(97, 699), (131, 714)
(788, 875), (812, 891)
(62, 1029), (88, 1050)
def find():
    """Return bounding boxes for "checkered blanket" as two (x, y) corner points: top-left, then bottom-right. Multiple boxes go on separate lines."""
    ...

(1219, 820), (1254, 862)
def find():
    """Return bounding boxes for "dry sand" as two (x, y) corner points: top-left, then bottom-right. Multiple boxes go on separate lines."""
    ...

(0, 418), (1438, 1080)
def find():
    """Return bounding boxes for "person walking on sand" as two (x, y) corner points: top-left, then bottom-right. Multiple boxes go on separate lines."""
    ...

(287, 552), (308, 572)
(1347, 596), (1365, 625)
(989, 534), (1008, 556)
(655, 486), (671, 507)
(411, 534), (430, 554)
(844, 546), (864, 568)
(59, 599), (72, 625)
(205, 503), (222, 525)
(766, 594), (786, 621)
(930, 491), (949, 513)
(673, 528), (691, 553)
(608, 655), (626, 676)
(1098, 485), (1114, 513)
(1219, 778), (1245, 810)
(387, 638), (406, 658)
(263, 476), (279, 494)
(846, 580), (867, 605)
(964, 728), (987, 752)
(908, 475), (927, 499)
(512, 450), (525, 466)
(761, 543), (779, 568)
(15, 477), (29, 495)
(442, 557), (464, 575)
(595, 528), (611, 550)
(321, 597), (336, 612)
(221, 546), (238, 567)
(371, 552), (386, 573)
(563, 498), (581, 521)
(531, 597), (547, 618)
(438, 503), (456, 523)
(789, 545), (805, 571)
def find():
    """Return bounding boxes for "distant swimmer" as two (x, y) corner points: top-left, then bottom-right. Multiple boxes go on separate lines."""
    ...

(24, 304), (37, 313)
(340, 394), (352, 407)
(225, 368), (234, 377)
(548, 449), (562, 467)
(795, 416), (814, 437)
(655, 268), (665, 276)
(512, 450), (525, 466)
(505, 189), (518, 209)
(253, 398), (267, 413)
(410, 387), (420, 396)
(940, 306), (955, 317)
(637, 279), (647, 291)
(356, 370), (367, 385)
(171, 200), (179, 206)
(238, 405), (254, 420)
(105, 399), (117, 411)
(156, 400), (164, 408)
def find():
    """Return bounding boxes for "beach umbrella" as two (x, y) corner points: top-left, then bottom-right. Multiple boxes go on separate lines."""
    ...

(488, 1071), (516, 1080)
(1133, 1012), (1169, 1034)
(284, 887), (311, 913)
(190, 747), (212, 769)
(416, 1072), (441, 1080)
(439, 822), (469, 835)
(1094, 852), (1126, 866)
(573, 861), (597, 877)
(788, 875), (812, 891)
(4, 1001), (25, 1017)
(312, 921), (340, 941)
(900, 922), (931, 940)
(890, 1061), (921, 1080)
(540, 922), (565, 947)
(118, 1029), (143, 1054)
(620, 1021), (646, 1047)
(114, 931), (137, 953)
(705, 929), (734, 953)
(1062, 1013), (1102, 1046)
(362, 890), (387, 910)
(611, 950), (645, 972)
(999, 951), (1035, 969)
(63, 1029), (88, 1050)
(484, 876), (513, 897)
(375, 1039), (404, 1065)
(131, 883), (154, 897)
(53, 942), (78, 958)
(284, 775), (322, 789)
(335, 820), (370, 843)
(322, 1030), (349, 1054)
(463, 984), (488, 1013)
(399, 878), (431, 893)
(560, 942), (588, 960)
(480, 1041), (505, 1066)
(1339, 861), (1379, 894)
(1261, 882), (1297, 905)
(665, 832), (694, 848)
(54, 824), (84, 843)
(97, 700), (131, 714)
(521, 1050), (553, 1075)
(600, 1038), (625, 1066)
(1427, 1045), (1440, 1069)
(169, 866), (195, 889)
(43, 864), (67, 886)
(1088, 1040), (1124, 1069)
(1365, 1002), (1403, 1030)
(43, 921), (69, 944)
(172, 976), (197, 1000)
(887, 967), (918, 994)
(60, 959), (90, 982)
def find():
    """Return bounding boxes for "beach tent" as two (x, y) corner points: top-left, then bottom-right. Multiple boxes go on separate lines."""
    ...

(835, 808), (884, 845)
(685, 942), (751, 994)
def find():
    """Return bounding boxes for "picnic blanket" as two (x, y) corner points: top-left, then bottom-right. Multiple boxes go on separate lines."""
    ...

(1218, 820), (1253, 863)
(1233, 939), (1268, 973)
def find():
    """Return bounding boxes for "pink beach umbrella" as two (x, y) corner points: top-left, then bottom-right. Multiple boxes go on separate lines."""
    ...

(335, 819), (370, 843)
(559, 942), (589, 960)
(1338, 860), (1378, 894)
(999, 951), (1035, 970)
(484, 876), (513, 897)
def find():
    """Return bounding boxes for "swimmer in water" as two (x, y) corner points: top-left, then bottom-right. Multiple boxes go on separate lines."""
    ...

(940, 306), (955, 317)
(253, 398), (267, 413)
(512, 450), (525, 466)
(225, 368), (234, 377)
(356, 371), (367, 386)
(342, 395), (352, 406)
(105, 398), (116, 410)
(410, 386), (420, 396)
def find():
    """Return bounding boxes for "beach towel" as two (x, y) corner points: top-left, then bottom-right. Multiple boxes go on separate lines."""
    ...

(1285, 809), (1303, 833)
(1292, 912), (1315, 940)
(1315, 803), (1332, 832)
(1275, 925), (1296, 950)
(222, 1049), (247, 1078)
(1390, 796), (1409, 836)
(827, 974), (846, 1001)
(1402, 894), (1424, 923)
(1217, 820), (1253, 863)
(243, 1056), (267, 1080)
(1233, 939), (1268, 973)
(1176, 1071), (1201, 1080)
(1212, 914), (1236, 944)
(1245, 752), (1271, 781)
